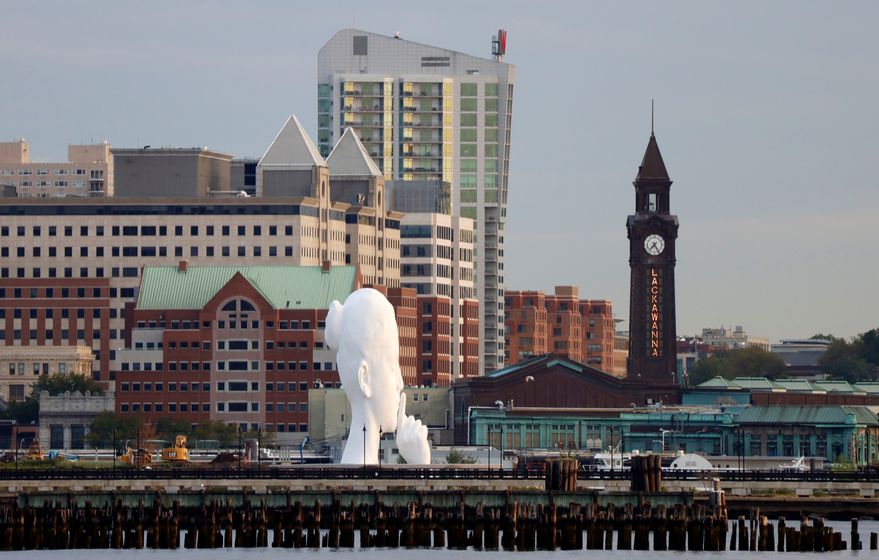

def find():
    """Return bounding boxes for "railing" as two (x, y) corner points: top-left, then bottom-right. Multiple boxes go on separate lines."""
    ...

(0, 465), (876, 483)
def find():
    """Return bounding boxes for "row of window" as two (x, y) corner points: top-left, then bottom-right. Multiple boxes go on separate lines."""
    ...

(118, 361), (336, 372)
(0, 329), (100, 341)
(1, 224), (310, 238)
(5, 363), (69, 375)
(118, 380), (334, 393)
(134, 319), (322, 330)
(122, 402), (209, 413)
(0, 168), (96, 176)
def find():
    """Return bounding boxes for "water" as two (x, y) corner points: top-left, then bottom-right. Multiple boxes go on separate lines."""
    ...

(4, 520), (876, 558)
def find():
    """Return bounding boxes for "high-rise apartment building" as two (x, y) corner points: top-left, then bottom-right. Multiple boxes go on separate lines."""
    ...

(504, 286), (616, 373)
(319, 29), (515, 373)
(0, 139), (113, 197)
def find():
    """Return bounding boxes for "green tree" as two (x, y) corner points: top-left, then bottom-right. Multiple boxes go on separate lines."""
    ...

(192, 420), (239, 448)
(819, 330), (879, 383)
(86, 411), (144, 448)
(154, 417), (192, 443)
(810, 333), (844, 343)
(1, 373), (103, 425)
(32, 373), (103, 397)
(446, 448), (477, 464)
(688, 347), (786, 386)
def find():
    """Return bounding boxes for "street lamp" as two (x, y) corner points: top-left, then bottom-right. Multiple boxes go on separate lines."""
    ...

(608, 426), (616, 474)
(112, 427), (117, 477)
(378, 426), (383, 469)
(362, 424), (367, 468)
(257, 427), (262, 471)
(659, 428), (673, 453)
(238, 425), (242, 475)
(487, 424), (491, 473)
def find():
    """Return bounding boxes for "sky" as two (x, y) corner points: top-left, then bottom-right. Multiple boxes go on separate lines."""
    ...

(1, 1), (877, 344)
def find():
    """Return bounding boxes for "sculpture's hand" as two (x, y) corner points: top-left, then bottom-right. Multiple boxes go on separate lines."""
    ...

(395, 393), (430, 464)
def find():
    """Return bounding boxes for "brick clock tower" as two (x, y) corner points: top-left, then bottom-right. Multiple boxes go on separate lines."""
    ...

(627, 131), (679, 385)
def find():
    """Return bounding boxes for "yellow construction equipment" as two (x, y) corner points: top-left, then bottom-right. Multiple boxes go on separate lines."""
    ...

(160, 434), (190, 462)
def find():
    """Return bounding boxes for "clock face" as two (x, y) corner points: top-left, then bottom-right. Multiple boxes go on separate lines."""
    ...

(644, 234), (665, 256)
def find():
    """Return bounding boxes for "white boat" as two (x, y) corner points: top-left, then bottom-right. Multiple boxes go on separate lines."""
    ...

(593, 446), (638, 471)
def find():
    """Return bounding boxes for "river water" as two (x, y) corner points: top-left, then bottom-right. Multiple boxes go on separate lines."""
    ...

(4, 520), (876, 558)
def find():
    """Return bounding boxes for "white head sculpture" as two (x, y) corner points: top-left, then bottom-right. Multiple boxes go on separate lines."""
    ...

(325, 288), (430, 465)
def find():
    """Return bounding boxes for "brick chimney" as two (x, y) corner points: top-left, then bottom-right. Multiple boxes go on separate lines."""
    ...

(178, 260), (189, 273)
(322, 260), (331, 273)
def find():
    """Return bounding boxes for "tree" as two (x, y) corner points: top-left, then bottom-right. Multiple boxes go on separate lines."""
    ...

(192, 420), (239, 448)
(32, 373), (103, 397)
(819, 330), (879, 383)
(155, 417), (192, 443)
(86, 411), (144, 448)
(688, 347), (786, 386)
(446, 448), (477, 464)
(810, 333), (844, 343)
(1, 373), (104, 425)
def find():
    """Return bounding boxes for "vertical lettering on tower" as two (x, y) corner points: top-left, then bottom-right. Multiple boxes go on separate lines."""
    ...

(647, 267), (663, 358)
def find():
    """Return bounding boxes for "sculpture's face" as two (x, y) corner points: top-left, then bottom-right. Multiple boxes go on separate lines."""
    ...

(369, 340), (404, 433)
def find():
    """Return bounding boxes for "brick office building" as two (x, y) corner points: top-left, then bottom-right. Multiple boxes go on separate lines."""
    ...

(0, 278), (112, 379)
(114, 264), (360, 436)
(504, 286), (615, 373)
(371, 284), (477, 387)
(0, 116), (401, 383)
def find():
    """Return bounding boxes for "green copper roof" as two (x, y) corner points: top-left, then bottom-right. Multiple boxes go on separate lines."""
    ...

(735, 406), (878, 426)
(697, 377), (742, 389)
(696, 376), (875, 396)
(136, 265), (358, 310)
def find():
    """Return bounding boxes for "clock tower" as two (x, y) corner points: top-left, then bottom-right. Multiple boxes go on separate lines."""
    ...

(627, 130), (679, 384)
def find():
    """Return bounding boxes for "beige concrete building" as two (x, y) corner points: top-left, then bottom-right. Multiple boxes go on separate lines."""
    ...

(308, 386), (453, 462)
(0, 139), (113, 197)
(701, 326), (770, 352)
(112, 147), (232, 198)
(612, 334), (629, 378)
(0, 345), (93, 402)
(39, 389), (114, 450)
(0, 117), (401, 383)
(326, 128), (401, 288)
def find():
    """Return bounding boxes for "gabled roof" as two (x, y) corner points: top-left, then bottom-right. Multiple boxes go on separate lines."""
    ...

(635, 133), (670, 182)
(326, 128), (383, 178)
(258, 115), (326, 169)
(136, 265), (357, 310)
(485, 353), (615, 383)
(735, 406), (876, 426)
(814, 380), (865, 395)
(696, 377), (742, 389)
(773, 378), (824, 393)
(730, 377), (782, 391)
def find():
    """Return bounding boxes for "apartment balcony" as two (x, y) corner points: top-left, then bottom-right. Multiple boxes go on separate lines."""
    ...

(344, 91), (384, 98)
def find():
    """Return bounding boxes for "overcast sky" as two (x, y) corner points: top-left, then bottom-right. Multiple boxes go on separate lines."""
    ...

(2, 1), (877, 344)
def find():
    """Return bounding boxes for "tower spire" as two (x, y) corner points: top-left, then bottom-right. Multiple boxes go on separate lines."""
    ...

(651, 99), (654, 136)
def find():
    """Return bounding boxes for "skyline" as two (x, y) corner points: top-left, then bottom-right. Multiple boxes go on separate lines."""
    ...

(2, 1), (877, 345)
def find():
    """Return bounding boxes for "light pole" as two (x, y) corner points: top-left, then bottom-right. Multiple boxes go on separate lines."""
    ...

(659, 428), (673, 454)
(609, 426), (616, 474)
(257, 427), (262, 471)
(112, 427), (117, 477)
(362, 424), (367, 468)
(378, 426), (383, 469)
(487, 425), (491, 473)
(238, 425), (242, 475)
